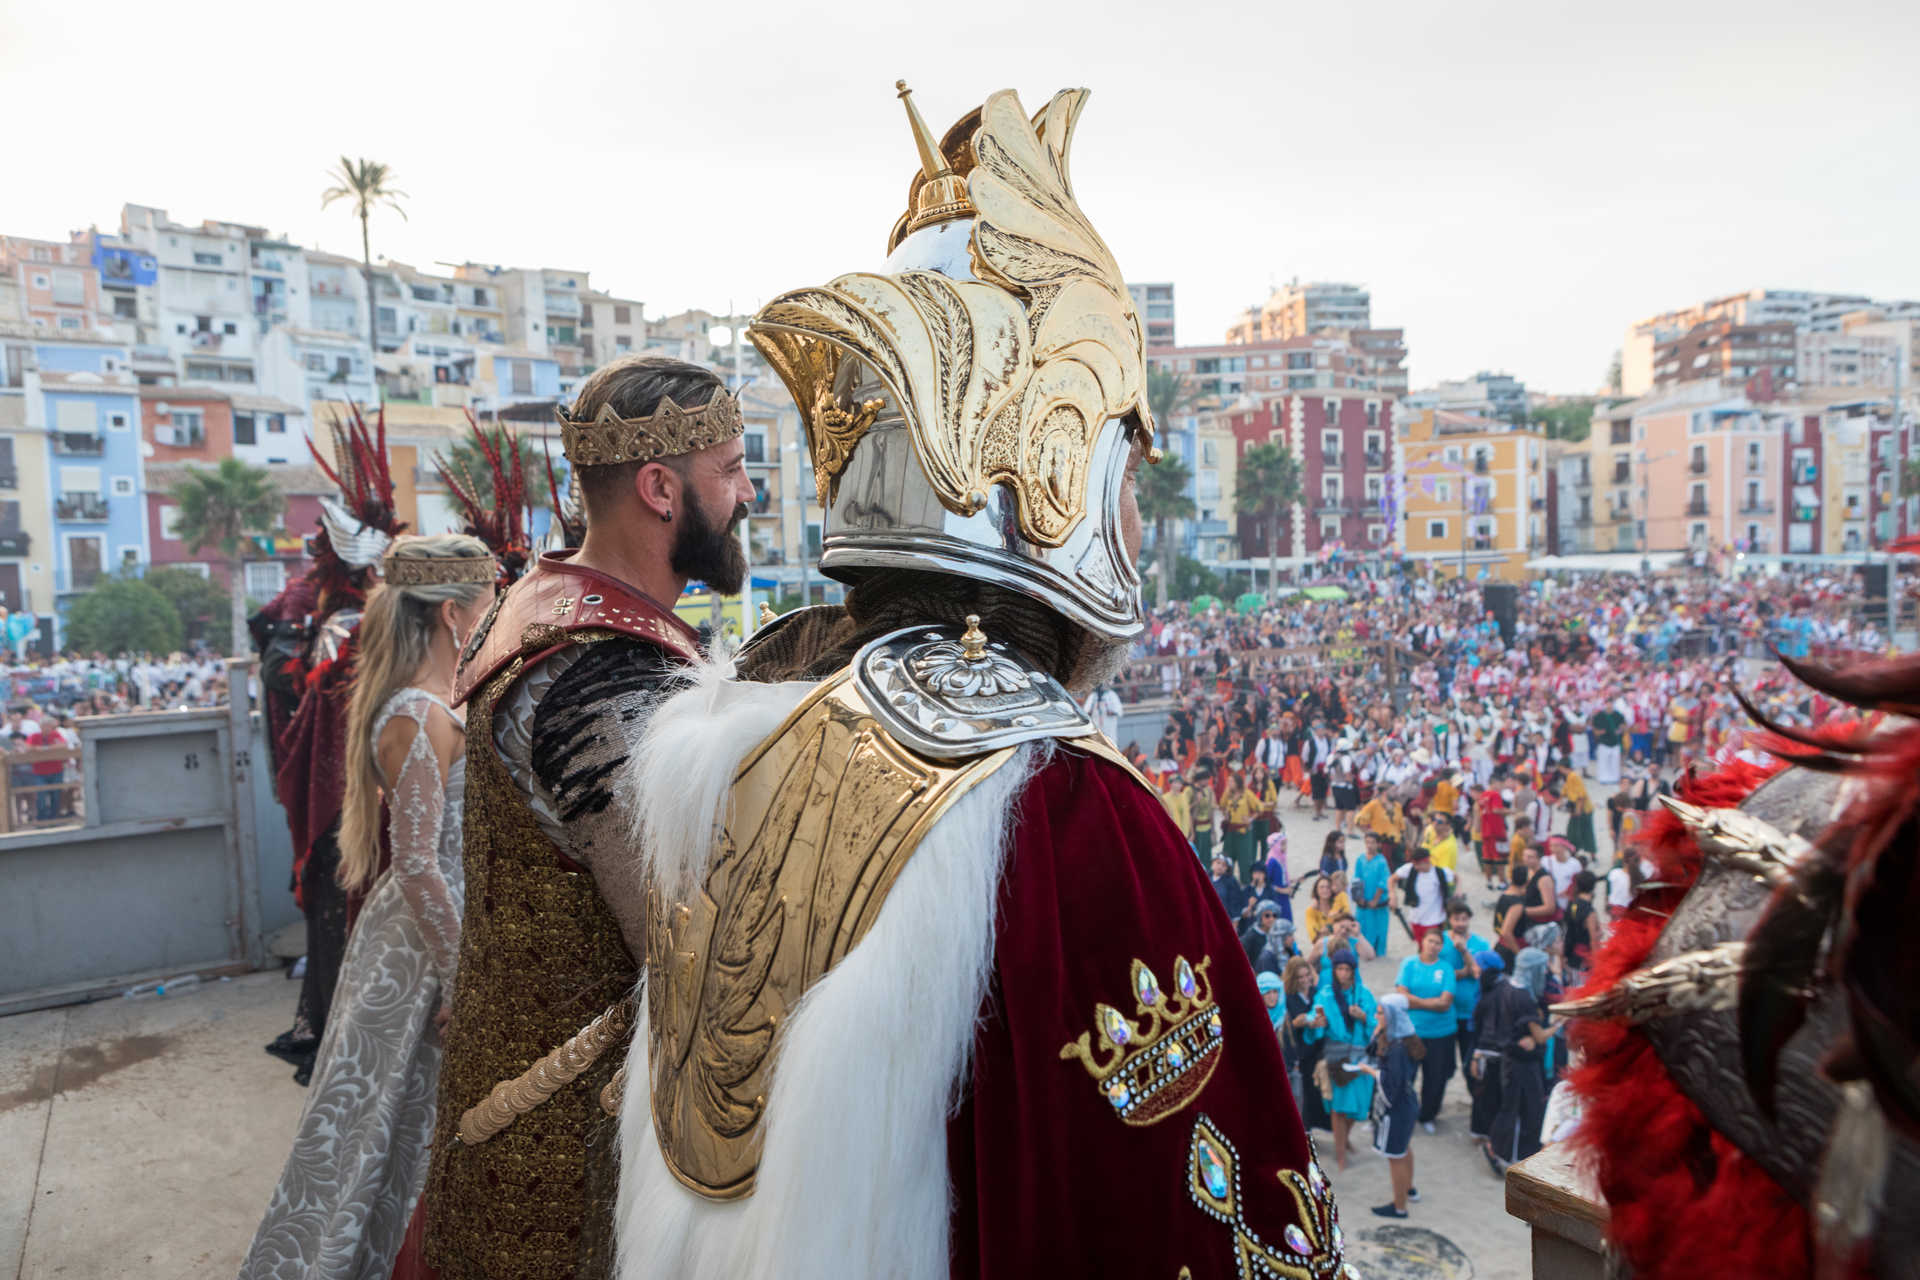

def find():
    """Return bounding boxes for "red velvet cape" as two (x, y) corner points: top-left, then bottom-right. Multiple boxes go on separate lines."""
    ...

(948, 748), (1341, 1279)
(274, 621), (357, 909)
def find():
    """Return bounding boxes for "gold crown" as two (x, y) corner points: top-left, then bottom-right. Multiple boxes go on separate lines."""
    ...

(382, 552), (496, 587)
(558, 389), (745, 468)
(1060, 955), (1222, 1127)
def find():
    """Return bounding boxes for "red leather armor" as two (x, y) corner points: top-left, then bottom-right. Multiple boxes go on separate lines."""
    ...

(452, 549), (701, 707)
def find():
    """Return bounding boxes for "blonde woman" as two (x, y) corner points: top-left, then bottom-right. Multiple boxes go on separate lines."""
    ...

(242, 535), (495, 1280)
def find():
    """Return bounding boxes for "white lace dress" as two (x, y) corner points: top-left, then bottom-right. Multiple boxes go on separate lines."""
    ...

(240, 689), (466, 1280)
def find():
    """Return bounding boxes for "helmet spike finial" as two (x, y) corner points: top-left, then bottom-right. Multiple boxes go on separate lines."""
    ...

(891, 80), (974, 239)
(896, 80), (952, 182)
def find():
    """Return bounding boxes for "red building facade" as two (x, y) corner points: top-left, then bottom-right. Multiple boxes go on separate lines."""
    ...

(1229, 391), (1398, 561)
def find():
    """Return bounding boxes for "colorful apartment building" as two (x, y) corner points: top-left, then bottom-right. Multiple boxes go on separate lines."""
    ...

(33, 340), (146, 620)
(1575, 381), (1915, 561)
(1227, 391), (1400, 563)
(1398, 410), (1547, 580)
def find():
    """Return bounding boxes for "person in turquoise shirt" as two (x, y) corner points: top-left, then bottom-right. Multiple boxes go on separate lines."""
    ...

(1352, 836), (1392, 957)
(1314, 947), (1378, 1170)
(1394, 927), (1457, 1129)
(1439, 897), (1490, 1083)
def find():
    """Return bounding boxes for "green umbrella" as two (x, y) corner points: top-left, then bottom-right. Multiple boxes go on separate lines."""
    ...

(1235, 592), (1265, 616)
(1190, 594), (1221, 613)
(1302, 585), (1349, 601)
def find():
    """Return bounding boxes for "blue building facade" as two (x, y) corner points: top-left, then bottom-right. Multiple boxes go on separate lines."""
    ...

(36, 342), (146, 635)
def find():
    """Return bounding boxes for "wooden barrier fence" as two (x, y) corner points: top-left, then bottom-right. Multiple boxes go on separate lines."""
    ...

(0, 745), (82, 833)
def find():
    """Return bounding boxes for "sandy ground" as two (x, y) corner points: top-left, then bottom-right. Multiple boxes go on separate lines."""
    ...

(2, 781), (1622, 1280)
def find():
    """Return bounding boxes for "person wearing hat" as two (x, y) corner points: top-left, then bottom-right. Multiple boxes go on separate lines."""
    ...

(1190, 769), (1217, 864)
(1313, 946), (1379, 1170)
(1241, 901), (1297, 978)
(1466, 948), (1507, 1144)
(1479, 947), (1555, 1175)
(1365, 993), (1422, 1218)
(1212, 851), (1250, 921)
(1159, 772), (1195, 849)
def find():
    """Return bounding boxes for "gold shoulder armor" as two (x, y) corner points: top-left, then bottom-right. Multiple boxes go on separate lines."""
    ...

(645, 642), (1037, 1203)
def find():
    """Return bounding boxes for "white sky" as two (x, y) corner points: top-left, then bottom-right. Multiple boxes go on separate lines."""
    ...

(3, 0), (1916, 392)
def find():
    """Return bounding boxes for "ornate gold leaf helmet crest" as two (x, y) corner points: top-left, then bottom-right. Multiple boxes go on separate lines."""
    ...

(751, 86), (1158, 554)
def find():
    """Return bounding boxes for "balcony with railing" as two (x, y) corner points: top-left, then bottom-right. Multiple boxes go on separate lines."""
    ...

(1687, 498), (1710, 517)
(57, 493), (109, 522)
(1739, 498), (1776, 515)
(1688, 457), (1708, 475)
(0, 530), (29, 557)
(1315, 494), (1346, 515)
(1746, 456), (1766, 475)
(1364, 451), (1384, 470)
(1611, 462), (1631, 484)
(1471, 535), (1495, 551)
(1609, 505), (1634, 524)
(52, 433), (105, 456)
(1320, 451), (1342, 469)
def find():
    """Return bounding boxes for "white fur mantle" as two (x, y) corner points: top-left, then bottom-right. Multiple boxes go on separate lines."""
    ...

(612, 656), (1039, 1280)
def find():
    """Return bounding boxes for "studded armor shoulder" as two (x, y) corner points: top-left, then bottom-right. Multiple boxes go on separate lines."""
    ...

(851, 618), (1098, 761)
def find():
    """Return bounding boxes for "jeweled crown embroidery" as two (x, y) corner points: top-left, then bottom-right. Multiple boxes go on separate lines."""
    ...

(1060, 955), (1224, 1127)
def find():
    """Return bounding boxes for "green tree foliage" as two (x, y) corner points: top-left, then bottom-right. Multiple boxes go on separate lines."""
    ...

(1234, 441), (1304, 596)
(146, 567), (227, 646)
(66, 576), (182, 656)
(1172, 555), (1223, 602)
(440, 427), (552, 511)
(1139, 368), (1204, 609)
(1531, 402), (1594, 442)
(1137, 452), (1195, 611)
(321, 157), (408, 351)
(170, 458), (284, 656)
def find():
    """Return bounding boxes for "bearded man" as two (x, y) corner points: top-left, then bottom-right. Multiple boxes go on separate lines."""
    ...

(421, 355), (754, 1280)
(611, 84), (1346, 1280)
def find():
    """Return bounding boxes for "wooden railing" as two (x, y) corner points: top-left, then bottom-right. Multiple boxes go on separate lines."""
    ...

(0, 746), (82, 833)
(1114, 639), (1428, 703)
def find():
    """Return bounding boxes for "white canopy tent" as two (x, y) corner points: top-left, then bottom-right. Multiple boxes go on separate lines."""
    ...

(1524, 552), (1688, 574)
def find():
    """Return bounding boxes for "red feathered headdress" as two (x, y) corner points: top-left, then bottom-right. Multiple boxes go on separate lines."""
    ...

(302, 402), (406, 609)
(434, 412), (533, 583)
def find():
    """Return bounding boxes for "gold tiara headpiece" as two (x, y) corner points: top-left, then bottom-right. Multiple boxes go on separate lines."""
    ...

(558, 389), (744, 468)
(382, 552), (496, 587)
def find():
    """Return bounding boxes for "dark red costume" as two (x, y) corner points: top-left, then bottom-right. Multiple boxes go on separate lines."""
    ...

(951, 748), (1342, 1278)
(254, 405), (403, 1082)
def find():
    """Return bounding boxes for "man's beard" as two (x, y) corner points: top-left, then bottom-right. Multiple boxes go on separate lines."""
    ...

(1063, 634), (1132, 698)
(671, 495), (749, 596)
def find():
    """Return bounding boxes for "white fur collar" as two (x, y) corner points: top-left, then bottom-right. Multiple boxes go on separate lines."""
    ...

(613, 656), (1040, 1280)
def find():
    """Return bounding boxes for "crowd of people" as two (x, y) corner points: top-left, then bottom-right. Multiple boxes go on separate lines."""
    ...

(0, 651), (231, 714)
(1117, 564), (1881, 1219)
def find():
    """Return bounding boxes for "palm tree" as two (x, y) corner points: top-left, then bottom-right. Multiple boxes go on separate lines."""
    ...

(1137, 453), (1195, 610)
(1235, 441), (1303, 599)
(1141, 368), (1201, 609)
(170, 458), (284, 656)
(321, 157), (409, 353)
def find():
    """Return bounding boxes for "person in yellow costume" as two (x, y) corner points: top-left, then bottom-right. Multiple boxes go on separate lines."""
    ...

(1420, 811), (1458, 872)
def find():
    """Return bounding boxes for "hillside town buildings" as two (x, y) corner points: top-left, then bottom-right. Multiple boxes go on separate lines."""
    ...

(2, 201), (1917, 647)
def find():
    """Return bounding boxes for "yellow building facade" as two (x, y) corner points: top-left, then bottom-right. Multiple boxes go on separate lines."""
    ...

(1399, 409), (1546, 580)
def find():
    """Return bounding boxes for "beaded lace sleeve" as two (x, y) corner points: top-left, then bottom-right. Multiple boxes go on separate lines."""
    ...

(382, 696), (462, 992)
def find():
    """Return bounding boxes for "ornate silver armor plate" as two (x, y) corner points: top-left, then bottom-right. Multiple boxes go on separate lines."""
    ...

(853, 620), (1095, 760)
